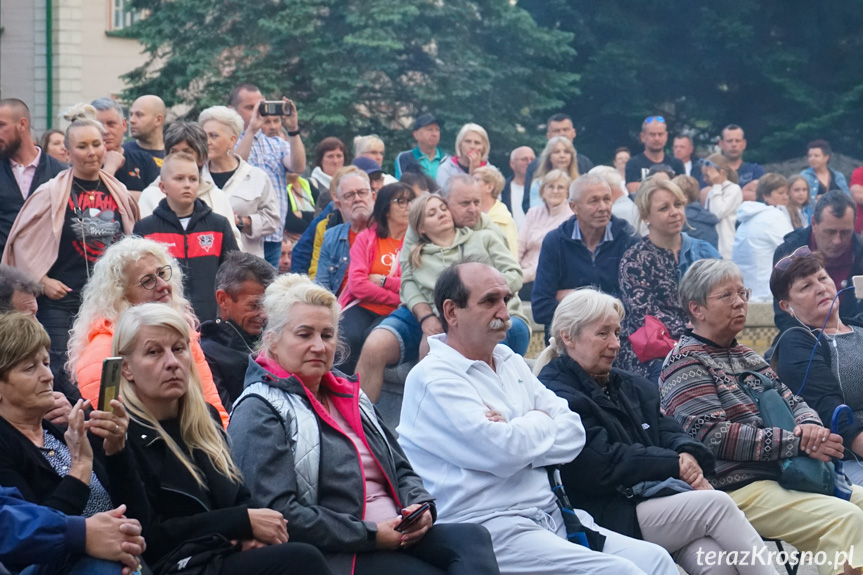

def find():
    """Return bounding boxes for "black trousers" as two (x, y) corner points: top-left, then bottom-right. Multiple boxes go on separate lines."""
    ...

(337, 305), (386, 375)
(220, 542), (332, 575)
(353, 523), (500, 575)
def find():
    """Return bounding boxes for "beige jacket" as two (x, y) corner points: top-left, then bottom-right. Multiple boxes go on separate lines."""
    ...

(2, 169), (139, 281)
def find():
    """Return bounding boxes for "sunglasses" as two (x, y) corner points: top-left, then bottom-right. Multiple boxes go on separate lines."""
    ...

(644, 116), (666, 124)
(774, 246), (812, 271)
(701, 159), (718, 170)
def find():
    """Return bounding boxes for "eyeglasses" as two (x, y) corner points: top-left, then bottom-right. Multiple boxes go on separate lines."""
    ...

(644, 116), (666, 124)
(706, 288), (752, 305)
(340, 188), (371, 203)
(139, 265), (172, 290)
(774, 246), (812, 271)
(391, 197), (414, 207)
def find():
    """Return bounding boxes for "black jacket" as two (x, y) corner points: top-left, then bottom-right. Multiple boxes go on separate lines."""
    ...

(0, 152), (65, 254)
(133, 198), (239, 322)
(537, 354), (715, 539)
(772, 226), (863, 333)
(0, 415), (124, 516)
(772, 318), (863, 453)
(111, 414), (253, 564)
(199, 318), (257, 412)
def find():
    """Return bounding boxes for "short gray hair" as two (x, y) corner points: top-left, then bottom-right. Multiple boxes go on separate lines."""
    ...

(588, 165), (625, 196)
(198, 106), (244, 138)
(336, 170), (370, 198)
(679, 259), (743, 320)
(569, 173), (610, 203)
(440, 173), (476, 201)
(91, 98), (125, 117)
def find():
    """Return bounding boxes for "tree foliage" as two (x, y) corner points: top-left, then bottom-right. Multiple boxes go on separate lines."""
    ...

(122, 0), (577, 170)
(521, 1), (863, 164)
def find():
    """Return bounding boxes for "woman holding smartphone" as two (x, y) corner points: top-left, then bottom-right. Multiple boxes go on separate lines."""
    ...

(228, 274), (500, 575)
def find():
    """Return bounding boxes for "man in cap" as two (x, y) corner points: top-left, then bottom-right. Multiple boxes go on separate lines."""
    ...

(394, 113), (450, 180)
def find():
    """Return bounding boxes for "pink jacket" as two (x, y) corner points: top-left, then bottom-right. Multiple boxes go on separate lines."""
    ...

(338, 225), (401, 309)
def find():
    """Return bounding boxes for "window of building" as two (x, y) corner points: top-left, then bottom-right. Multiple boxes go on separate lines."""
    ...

(109, 0), (145, 31)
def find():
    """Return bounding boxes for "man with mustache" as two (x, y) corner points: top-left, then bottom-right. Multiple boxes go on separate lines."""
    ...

(0, 98), (65, 256)
(200, 251), (276, 411)
(397, 259), (677, 575)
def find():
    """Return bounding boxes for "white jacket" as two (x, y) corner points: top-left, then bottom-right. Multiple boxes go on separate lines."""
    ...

(138, 174), (241, 244)
(706, 180), (743, 259)
(203, 157), (280, 258)
(396, 335), (586, 524)
(732, 202), (793, 302)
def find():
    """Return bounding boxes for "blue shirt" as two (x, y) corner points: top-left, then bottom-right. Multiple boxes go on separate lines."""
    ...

(572, 220), (614, 260)
(242, 131), (293, 243)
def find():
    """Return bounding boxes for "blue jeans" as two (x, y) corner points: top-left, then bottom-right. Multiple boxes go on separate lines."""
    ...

(263, 240), (281, 268)
(21, 557), (127, 575)
(502, 317), (530, 356)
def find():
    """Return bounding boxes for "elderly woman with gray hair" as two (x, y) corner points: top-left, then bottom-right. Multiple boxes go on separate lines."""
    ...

(137, 122), (239, 245)
(228, 274), (500, 575)
(534, 288), (776, 575)
(199, 106), (280, 257)
(661, 259), (863, 574)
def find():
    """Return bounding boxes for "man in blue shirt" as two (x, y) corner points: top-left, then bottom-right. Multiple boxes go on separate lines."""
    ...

(719, 124), (764, 201)
(1, 487), (145, 574)
(394, 114), (450, 180)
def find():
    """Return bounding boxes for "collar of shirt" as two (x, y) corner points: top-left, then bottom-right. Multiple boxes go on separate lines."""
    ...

(572, 219), (614, 244)
(10, 148), (41, 198)
(412, 146), (445, 162)
(10, 147), (41, 172)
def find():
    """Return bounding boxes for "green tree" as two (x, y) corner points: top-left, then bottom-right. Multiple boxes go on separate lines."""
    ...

(122, 0), (577, 171)
(522, 1), (863, 164)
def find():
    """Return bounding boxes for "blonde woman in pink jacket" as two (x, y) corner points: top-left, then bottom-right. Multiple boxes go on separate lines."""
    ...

(337, 183), (416, 373)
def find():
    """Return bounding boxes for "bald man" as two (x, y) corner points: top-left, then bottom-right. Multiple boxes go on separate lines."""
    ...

(501, 145), (535, 229)
(0, 98), (65, 255)
(123, 94), (166, 166)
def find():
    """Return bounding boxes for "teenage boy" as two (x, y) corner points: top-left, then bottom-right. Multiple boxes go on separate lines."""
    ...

(133, 153), (239, 321)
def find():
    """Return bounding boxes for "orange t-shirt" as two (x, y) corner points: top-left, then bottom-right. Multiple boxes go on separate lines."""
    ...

(360, 236), (402, 316)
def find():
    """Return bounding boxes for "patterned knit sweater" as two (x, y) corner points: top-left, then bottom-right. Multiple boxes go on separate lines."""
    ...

(659, 332), (822, 490)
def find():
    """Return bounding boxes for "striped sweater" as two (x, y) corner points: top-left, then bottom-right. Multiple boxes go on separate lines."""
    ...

(659, 332), (821, 490)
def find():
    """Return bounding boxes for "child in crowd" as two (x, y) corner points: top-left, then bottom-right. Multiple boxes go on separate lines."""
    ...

(702, 153), (742, 259)
(673, 174), (719, 250)
(133, 152), (239, 321)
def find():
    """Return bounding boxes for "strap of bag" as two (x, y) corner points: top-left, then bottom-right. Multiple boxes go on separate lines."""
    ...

(546, 467), (606, 551)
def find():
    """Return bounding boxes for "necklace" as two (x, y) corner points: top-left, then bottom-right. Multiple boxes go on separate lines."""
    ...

(72, 178), (98, 202)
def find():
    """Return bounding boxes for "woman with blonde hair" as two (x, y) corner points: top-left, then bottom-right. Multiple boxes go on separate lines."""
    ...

(435, 123), (494, 189)
(518, 169), (572, 298)
(534, 289), (777, 575)
(66, 236), (228, 426)
(228, 275), (499, 575)
(702, 153), (742, 259)
(617, 178), (719, 380)
(199, 105), (280, 258)
(106, 303), (331, 574)
(787, 174), (811, 228)
(473, 165), (518, 258)
(528, 136), (579, 209)
(2, 103), (138, 357)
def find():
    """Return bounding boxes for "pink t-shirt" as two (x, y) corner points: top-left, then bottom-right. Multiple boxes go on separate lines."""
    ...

(327, 406), (399, 523)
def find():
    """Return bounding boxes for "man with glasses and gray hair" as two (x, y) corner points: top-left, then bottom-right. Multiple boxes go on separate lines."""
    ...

(772, 190), (863, 333)
(625, 116), (685, 195)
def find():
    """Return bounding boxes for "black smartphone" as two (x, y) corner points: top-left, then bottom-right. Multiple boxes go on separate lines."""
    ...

(258, 100), (292, 117)
(97, 357), (122, 412)
(395, 502), (431, 533)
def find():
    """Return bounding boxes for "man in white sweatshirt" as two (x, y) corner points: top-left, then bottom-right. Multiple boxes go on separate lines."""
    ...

(397, 260), (677, 575)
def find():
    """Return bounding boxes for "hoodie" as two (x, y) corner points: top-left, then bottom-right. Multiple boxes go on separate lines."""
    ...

(731, 201), (793, 302)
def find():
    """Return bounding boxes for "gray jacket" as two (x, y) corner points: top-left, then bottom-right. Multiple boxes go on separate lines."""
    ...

(228, 357), (434, 575)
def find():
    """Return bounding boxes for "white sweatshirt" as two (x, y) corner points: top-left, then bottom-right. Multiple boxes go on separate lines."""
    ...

(396, 335), (586, 524)
(706, 180), (743, 259)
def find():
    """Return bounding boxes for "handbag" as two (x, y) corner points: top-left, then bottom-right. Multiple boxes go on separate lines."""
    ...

(629, 316), (677, 363)
(738, 371), (835, 496)
(152, 534), (241, 575)
(623, 477), (694, 500)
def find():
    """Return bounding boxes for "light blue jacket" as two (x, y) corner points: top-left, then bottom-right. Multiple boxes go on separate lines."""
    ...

(679, 232), (722, 279)
(315, 222), (351, 293)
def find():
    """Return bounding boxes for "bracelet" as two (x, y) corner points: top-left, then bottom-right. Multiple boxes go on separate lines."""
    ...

(287, 129), (301, 137)
(419, 313), (436, 326)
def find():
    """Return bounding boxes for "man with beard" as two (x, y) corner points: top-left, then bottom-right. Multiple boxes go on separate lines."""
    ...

(0, 99), (65, 255)
(92, 98), (159, 199)
(201, 251), (276, 411)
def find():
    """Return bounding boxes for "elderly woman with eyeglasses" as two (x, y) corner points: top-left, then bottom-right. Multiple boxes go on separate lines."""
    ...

(66, 236), (228, 427)
(661, 259), (863, 574)
(770, 247), (863, 485)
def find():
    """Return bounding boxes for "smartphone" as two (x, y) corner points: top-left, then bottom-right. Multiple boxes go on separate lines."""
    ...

(395, 502), (431, 533)
(258, 100), (292, 117)
(97, 357), (122, 412)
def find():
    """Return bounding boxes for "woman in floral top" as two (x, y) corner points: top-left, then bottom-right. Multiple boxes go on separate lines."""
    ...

(617, 178), (720, 380)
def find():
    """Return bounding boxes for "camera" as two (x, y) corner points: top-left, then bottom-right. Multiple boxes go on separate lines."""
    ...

(259, 100), (291, 117)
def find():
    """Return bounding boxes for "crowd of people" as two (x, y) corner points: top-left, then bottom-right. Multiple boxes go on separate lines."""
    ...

(2, 86), (863, 575)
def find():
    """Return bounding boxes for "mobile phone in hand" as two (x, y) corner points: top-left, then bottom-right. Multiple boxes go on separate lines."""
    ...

(97, 357), (122, 412)
(395, 502), (431, 533)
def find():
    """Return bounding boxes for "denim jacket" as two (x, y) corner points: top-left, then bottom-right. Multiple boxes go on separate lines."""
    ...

(315, 222), (351, 293)
(679, 232), (722, 279)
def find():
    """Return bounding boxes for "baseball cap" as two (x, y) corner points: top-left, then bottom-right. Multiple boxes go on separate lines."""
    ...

(352, 157), (383, 175)
(413, 113), (442, 131)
